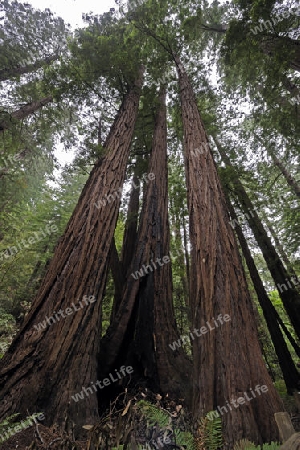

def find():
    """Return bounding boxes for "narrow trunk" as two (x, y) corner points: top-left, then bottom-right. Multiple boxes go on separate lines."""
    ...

(98, 88), (192, 405)
(121, 172), (140, 273)
(0, 54), (58, 82)
(215, 138), (300, 341)
(0, 68), (143, 436)
(226, 195), (300, 393)
(175, 56), (283, 447)
(109, 237), (125, 321)
(269, 151), (300, 198)
(264, 218), (299, 281)
(0, 96), (53, 131)
(110, 171), (140, 320)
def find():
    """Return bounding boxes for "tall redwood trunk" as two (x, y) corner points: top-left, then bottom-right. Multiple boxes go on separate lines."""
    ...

(215, 139), (300, 340)
(264, 218), (299, 282)
(175, 56), (283, 447)
(260, 141), (300, 198)
(0, 68), (143, 436)
(98, 88), (192, 405)
(226, 195), (300, 393)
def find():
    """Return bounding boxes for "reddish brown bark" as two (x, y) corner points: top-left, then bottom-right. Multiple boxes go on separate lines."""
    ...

(215, 139), (300, 341)
(98, 88), (192, 405)
(0, 68), (144, 436)
(175, 56), (283, 447)
(226, 196), (300, 393)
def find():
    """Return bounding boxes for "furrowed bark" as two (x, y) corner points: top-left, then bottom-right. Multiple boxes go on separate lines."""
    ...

(175, 56), (283, 447)
(0, 67), (144, 437)
(226, 195), (300, 394)
(215, 138), (300, 341)
(98, 88), (192, 405)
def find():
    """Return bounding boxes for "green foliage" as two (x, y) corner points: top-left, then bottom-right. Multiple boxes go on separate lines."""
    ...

(195, 412), (223, 450)
(136, 402), (223, 450)
(234, 439), (280, 449)
(137, 400), (196, 450)
(137, 400), (171, 428)
(0, 413), (20, 432)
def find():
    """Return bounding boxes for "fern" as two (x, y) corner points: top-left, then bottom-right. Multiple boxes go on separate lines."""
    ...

(173, 428), (197, 449)
(136, 400), (171, 428)
(0, 413), (20, 431)
(204, 413), (223, 450)
(260, 444), (281, 450)
(195, 412), (223, 450)
(137, 400), (197, 450)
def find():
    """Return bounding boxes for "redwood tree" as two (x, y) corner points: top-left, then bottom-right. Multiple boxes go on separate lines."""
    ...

(98, 88), (192, 405)
(225, 195), (300, 393)
(175, 56), (283, 447)
(0, 68), (143, 436)
(215, 139), (300, 340)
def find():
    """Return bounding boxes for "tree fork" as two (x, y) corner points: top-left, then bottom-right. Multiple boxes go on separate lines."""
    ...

(98, 87), (192, 405)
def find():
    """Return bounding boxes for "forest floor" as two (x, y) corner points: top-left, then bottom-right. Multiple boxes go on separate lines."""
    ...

(2, 391), (300, 450)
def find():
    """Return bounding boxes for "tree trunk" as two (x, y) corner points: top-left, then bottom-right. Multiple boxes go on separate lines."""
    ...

(0, 54), (58, 82)
(264, 218), (299, 281)
(98, 88), (192, 406)
(0, 68), (144, 437)
(175, 56), (283, 447)
(0, 96), (53, 132)
(269, 151), (300, 198)
(215, 138), (300, 341)
(226, 195), (300, 393)
(120, 172), (140, 273)
(110, 170), (140, 321)
(109, 237), (125, 321)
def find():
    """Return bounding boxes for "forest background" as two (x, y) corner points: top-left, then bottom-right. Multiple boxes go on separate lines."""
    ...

(0, 0), (299, 448)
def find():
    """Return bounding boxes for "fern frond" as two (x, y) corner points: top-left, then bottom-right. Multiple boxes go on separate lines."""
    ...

(136, 400), (171, 428)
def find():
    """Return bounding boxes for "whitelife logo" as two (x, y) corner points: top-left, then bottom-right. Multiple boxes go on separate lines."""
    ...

(94, 172), (155, 209)
(169, 314), (231, 351)
(207, 385), (269, 421)
(0, 223), (58, 262)
(71, 365), (133, 402)
(33, 295), (96, 332)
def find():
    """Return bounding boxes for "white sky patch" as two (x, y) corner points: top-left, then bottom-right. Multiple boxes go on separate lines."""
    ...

(26, 0), (116, 28)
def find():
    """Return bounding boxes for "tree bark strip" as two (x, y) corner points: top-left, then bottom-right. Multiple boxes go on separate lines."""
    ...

(264, 218), (299, 281)
(0, 67), (144, 436)
(226, 195), (300, 393)
(175, 56), (283, 447)
(269, 152), (300, 198)
(215, 138), (300, 340)
(98, 88), (192, 404)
